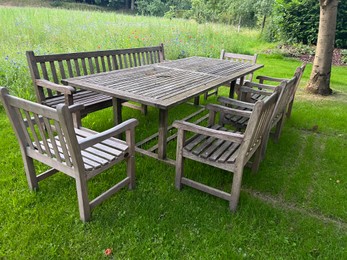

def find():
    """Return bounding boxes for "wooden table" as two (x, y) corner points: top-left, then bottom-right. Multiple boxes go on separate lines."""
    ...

(62, 56), (263, 164)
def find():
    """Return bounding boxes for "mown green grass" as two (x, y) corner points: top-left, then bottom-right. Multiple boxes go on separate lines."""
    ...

(0, 6), (347, 259)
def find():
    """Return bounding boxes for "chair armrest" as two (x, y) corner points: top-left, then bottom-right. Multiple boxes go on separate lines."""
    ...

(244, 81), (277, 91)
(35, 79), (75, 95)
(217, 96), (255, 110)
(206, 103), (252, 118)
(239, 86), (273, 96)
(173, 120), (244, 143)
(68, 104), (85, 113)
(79, 119), (138, 150)
(256, 75), (287, 83)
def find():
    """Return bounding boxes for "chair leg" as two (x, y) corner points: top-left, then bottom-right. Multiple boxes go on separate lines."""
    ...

(286, 100), (294, 118)
(260, 131), (271, 161)
(22, 154), (38, 190)
(251, 147), (262, 173)
(126, 129), (136, 190)
(175, 129), (185, 190)
(126, 156), (136, 190)
(75, 175), (91, 222)
(229, 167), (243, 212)
(274, 116), (285, 143)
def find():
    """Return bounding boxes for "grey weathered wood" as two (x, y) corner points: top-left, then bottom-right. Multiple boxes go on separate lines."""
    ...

(255, 63), (306, 118)
(158, 109), (168, 159)
(0, 87), (138, 222)
(26, 44), (166, 125)
(173, 89), (278, 212)
(63, 56), (263, 161)
(204, 51), (258, 100)
(219, 74), (299, 159)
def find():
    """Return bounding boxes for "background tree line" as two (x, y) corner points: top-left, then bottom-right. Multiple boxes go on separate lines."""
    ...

(76, 0), (346, 48)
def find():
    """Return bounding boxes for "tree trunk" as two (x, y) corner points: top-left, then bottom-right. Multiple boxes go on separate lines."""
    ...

(131, 0), (135, 10)
(306, 0), (339, 95)
(261, 15), (266, 34)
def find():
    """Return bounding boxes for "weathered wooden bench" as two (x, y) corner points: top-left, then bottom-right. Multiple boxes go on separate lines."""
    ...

(0, 87), (138, 222)
(26, 44), (165, 125)
(173, 89), (279, 212)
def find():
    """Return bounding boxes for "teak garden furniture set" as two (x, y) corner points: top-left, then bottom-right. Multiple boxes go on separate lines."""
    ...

(0, 44), (305, 221)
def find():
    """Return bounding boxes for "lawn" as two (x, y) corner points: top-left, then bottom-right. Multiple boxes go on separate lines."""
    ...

(0, 6), (347, 259)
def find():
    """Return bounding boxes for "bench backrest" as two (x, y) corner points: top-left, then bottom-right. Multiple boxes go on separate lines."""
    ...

(26, 44), (165, 103)
(0, 87), (83, 175)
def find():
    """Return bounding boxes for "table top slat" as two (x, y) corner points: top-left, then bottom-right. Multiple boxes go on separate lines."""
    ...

(63, 56), (263, 109)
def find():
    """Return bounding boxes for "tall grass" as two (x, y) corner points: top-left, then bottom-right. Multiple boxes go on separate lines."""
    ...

(0, 7), (274, 99)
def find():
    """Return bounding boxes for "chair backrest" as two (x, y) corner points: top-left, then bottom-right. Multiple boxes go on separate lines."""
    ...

(26, 44), (165, 103)
(238, 88), (280, 163)
(0, 87), (82, 175)
(272, 76), (297, 121)
(220, 50), (258, 81)
(291, 63), (306, 101)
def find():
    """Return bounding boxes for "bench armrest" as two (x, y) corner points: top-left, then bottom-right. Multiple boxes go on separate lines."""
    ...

(206, 103), (253, 118)
(35, 79), (75, 95)
(217, 96), (255, 110)
(173, 120), (244, 143)
(256, 75), (287, 83)
(79, 119), (138, 150)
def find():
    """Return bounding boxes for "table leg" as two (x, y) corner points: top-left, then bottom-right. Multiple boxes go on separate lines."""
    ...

(112, 97), (122, 125)
(229, 80), (236, 99)
(158, 109), (168, 159)
(194, 96), (200, 105)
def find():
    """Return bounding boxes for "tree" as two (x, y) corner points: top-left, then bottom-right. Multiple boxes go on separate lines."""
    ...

(306, 0), (339, 95)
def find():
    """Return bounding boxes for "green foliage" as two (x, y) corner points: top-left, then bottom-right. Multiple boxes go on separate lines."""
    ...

(125, 0), (274, 27)
(136, 0), (167, 16)
(135, 0), (192, 17)
(0, 7), (271, 99)
(274, 0), (347, 48)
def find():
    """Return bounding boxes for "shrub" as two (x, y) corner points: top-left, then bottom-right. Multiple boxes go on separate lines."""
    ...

(274, 0), (347, 48)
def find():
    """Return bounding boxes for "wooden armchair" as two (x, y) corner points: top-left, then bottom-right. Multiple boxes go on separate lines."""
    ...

(218, 77), (296, 159)
(0, 87), (138, 222)
(173, 89), (279, 211)
(204, 50), (258, 100)
(256, 63), (306, 118)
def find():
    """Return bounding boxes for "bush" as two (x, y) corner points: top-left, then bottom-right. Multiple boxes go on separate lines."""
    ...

(274, 0), (347, 48)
